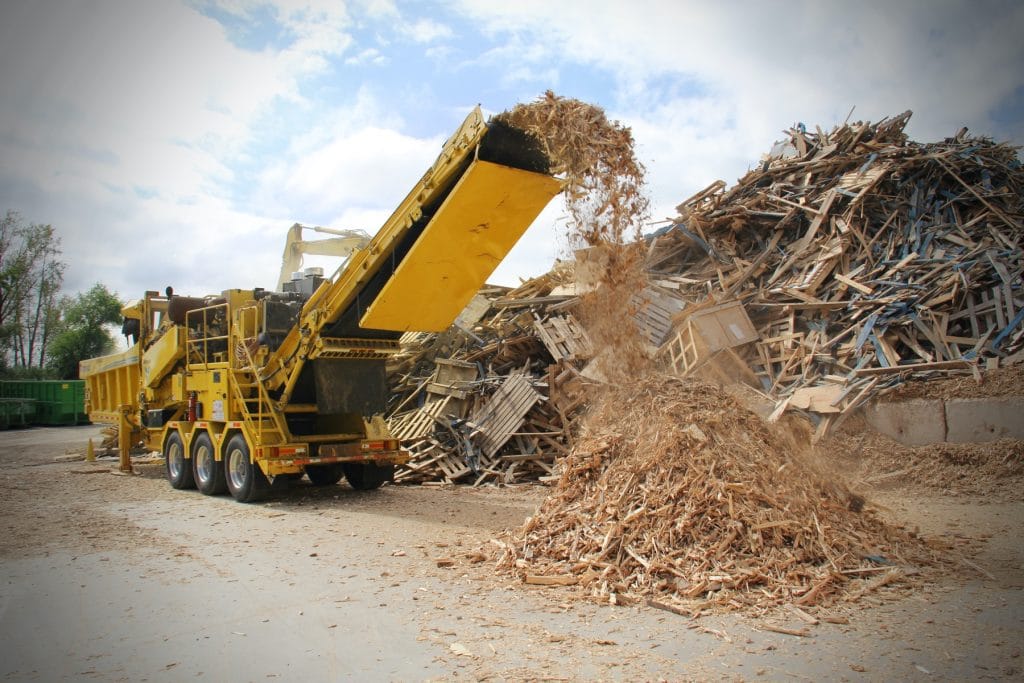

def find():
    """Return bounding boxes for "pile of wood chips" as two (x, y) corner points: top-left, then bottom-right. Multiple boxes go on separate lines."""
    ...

(496, 375), (938, 612)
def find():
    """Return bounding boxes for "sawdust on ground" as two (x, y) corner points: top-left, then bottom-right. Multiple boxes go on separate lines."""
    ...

(820, 415), (1024, 502)
(878, 362), (1024, 401)
(3, 426), (1022, 680)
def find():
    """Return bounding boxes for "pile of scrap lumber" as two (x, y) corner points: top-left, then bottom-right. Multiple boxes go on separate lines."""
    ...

(387, 110), (1023, 483)
(652, 111), (1023, 436)
(386, 263), (591, 485)
(496, 375), (937, 611)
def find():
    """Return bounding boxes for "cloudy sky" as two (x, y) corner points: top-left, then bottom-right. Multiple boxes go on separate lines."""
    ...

(1, 0), (1022, 301)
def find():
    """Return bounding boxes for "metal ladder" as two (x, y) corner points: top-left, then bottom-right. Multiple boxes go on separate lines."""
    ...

(230, 306), (289, 449)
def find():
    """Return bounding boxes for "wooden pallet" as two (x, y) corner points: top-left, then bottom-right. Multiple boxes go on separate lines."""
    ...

(533, 313), (592, 361)
(466, 373), (542, 458)
(388, 395), (454, 442)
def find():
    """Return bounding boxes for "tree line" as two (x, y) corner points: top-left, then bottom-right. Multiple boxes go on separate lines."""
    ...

(0, 210), (123, 379)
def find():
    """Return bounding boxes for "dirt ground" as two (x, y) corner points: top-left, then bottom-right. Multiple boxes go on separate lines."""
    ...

(1, 425), (1022, 681)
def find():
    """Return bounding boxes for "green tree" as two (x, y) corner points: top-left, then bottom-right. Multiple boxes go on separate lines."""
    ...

(0, 210), (66, 370)
(46, 283), (123, 379)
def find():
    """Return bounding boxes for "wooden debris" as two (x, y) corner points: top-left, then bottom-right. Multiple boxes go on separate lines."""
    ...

(389, 109), (1021, 486)
(646, 598), (693, 617)
(759, 624), (811, 637)
(650, 112), (1022, 436)
(525, 574), (579, 586)
(786, 604), (820, 625)
(497, 376), (939, 611)
(533, 313), (592, 361)
(662, 299), (758, 376)
(387, 262), (588, 485)
(468, 373), (542, 459)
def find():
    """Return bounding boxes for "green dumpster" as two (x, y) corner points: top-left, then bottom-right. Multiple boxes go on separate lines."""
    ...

(0, 380), (88, 425)
(0, 398), (35, 428)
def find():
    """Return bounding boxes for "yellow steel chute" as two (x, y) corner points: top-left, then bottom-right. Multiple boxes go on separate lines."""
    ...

(359, 160), (562, 332)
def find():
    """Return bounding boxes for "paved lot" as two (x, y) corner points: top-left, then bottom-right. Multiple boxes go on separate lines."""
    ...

(1, 425), (1021, 680)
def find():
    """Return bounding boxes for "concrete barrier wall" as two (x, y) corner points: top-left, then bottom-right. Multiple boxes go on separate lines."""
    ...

(862, 399), (946, 446)
(864, 396), (1024, 445)
(945, 397), (1024, 443)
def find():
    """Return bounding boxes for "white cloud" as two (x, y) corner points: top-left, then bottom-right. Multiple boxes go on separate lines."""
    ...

(454, 0), (1024, 198)
(503, 64), (560, 88)
(424, 44), (454, 61)
(253, 87), (437, 218)
(0, 0), (365, 296)
(345, 47), (387, 65)
(276, 126), (443, 215)
(272, 0), (353, 63)
(627, 94), (770, 212)
(398, 17), (454, 43)
(2, 0), (1021, 306)
(490, 199), (573, 287)
(356, 0), (399, 20)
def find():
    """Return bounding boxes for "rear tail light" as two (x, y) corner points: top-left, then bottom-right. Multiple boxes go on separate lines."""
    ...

(360, 439), (399, 451)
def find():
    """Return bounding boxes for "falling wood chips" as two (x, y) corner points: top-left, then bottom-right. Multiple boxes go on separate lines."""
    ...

(494, 90), (648, 247)
(497, 375), (940, 612)
(389, 92), (653, 484)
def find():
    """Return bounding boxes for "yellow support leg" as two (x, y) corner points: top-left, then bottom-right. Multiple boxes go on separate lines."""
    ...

(118, 406), (133, 474)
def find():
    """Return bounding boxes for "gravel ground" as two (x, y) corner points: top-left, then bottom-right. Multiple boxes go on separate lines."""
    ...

(1, 424), (1021, 681)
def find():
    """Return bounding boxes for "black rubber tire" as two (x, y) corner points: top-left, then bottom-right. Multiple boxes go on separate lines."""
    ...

(305, 463), (344, 486)
(224, 434), (270, 503)
(192, 431), (227, 495)
(342, 462), (394, 491)
(164, 431), (195, 490)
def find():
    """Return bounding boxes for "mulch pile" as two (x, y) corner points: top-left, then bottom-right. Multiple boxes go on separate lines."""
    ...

(825, 418), (1024, 501)
(496, 374), (939, 613)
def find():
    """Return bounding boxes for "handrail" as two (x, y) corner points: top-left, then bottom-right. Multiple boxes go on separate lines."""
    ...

(184, 302), (231, 368)
(229, 304), (289, 447)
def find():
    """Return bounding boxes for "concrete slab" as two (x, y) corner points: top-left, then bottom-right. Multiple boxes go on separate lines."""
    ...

(863, 399), (946, 445)
(945, 397), (1024, 443)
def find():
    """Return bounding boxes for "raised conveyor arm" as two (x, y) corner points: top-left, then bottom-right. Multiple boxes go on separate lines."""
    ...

(261, 107), (561, 405)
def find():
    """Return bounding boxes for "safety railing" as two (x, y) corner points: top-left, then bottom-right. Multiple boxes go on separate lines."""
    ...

(184, 303), (231, 367)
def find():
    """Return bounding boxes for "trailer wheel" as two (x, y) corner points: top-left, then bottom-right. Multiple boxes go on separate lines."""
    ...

(192, 432), (227, 495)
(224, 434), (269, 503)
(305, 464), (344, 486)
(164, 431), (195, 490)
(342, 462), (394, 491)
